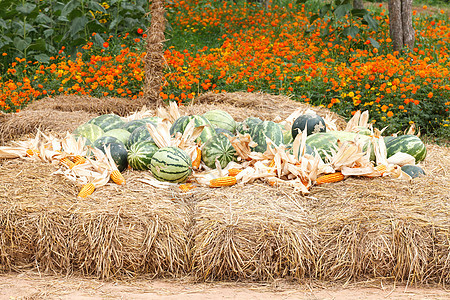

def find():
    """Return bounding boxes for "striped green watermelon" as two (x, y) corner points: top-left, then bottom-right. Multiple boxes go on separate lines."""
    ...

(103, 128), (131, 145)
(215, 127), (234, 137)
(93, 136), (128, 172)
(128, 141), (159, 170)
(88, 114), (125, 132)
(170, 115), (217, 144)
(143, 116), (163, 124)
(73, 123), (104, 145)
(126, 124), (155, 149)
(203, 109), (236, 133)
(150, 147), (192, 183)
(236, 117), (263, 136)
(385, 135), (427, 162)
(202, 133), (237, 169)
(306, 131), (372, 161)
(251, 121), (283, 153)
(122, 119), (149, 133)
(282, 128), (293, 144)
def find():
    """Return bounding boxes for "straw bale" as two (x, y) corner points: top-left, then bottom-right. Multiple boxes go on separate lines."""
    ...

(24, 95), (149, 116)
(0, 109), (96, 145)
(190, 185), (317, 281)
(0, 160), (191, 279)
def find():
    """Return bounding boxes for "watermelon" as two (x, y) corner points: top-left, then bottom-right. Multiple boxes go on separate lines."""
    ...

(288, 143), (314, 160)
(215, 127), (234, 137)
(291, 112), (326, 139)
(385, 135), (427, 162)
(142, 116), (163, 124)
(150, 147), (192, 182)
(126, 124), (155, 149)
(282, 129), (293, 144)
(103, 128), (131, 145)
(203, 109), (236, 133)
(88, 114), (125, 132)
(202, 133), (237, 169)
(401, 164), (426, 178)
(93, 136), (128, 172)
(306, 131), (372, 161)
(170, 115), (217, 144)
(122, 119), (149, 133)
(128, 141), (159, 170)
(236, 117), (263, 136)
(73, 123), (104, 145)
(251, 121), (283, 153)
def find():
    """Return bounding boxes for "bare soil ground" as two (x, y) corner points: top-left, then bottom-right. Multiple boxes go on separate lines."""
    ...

(1, 272), (449, 300)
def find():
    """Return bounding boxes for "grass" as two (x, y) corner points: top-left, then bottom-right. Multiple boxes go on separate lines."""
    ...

(0, 0), (449, 141)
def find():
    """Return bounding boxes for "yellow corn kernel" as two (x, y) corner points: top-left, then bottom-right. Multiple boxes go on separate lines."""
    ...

(26, 149), (39, 157)
(209, 176), (237, 188)
(192, 147), (202, 169)
(376, 164), (387, 175)
(78, 183), (95, 198)
(61, 157), (75, 169)
(227, 168), (242, 177)
(179, 183), (196, 192)
(110, 170), (125, 185)
(316, 172), (345, 185)
(73, 155), (86, 165)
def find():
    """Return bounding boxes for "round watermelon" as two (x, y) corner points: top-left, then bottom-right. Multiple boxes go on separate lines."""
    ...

(251, 121), (283, 153)
(170, 115), (217, 144)
(93, 136), (128, 172)
(103, 128), (131, 145)
(203, 109), (236, 133)
(385, 135), (427, 163)
(128, 141), (159, 170)
(88, 114), (125, 132)
(122, 119), (149, 133)
(202, 133), (237, 169)
(73, 123), (104, 145)
(401, 164), (426, 178)
(289, 143), (314, 160)
(282, 129), (293, 144)
(292, 113), (326, 139)
(126, 124), (155, 149)
(215, 127), (234, 137)
(150, 147), (192, 183)
(236, 117), (263, 136)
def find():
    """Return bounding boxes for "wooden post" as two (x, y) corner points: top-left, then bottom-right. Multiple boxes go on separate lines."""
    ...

(401, 0), (415, 50)
(144, 0), (166, 107)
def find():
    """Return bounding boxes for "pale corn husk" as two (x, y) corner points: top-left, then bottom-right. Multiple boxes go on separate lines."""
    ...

(120, 105), (154, 122)
(387, 152), (416, 166)
(0, 146), (27, 159)
(146, 122), (172, 148)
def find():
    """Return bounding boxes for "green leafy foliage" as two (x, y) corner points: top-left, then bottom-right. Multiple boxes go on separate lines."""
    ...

(0, 0), (150, 70)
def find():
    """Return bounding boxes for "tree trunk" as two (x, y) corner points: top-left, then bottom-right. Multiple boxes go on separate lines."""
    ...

(388, 0), (415, 52)
(144, 0), (166, 107)
(401, 0), (415, 50)
(353, 0), (364, 10)
(388, 0), (403, 51)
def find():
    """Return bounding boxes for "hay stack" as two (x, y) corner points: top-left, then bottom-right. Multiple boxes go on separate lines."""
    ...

(24, 95), (149, 116)
(0, 109), (96, 145)
(190, 186), (317, 281)
(0, 94), (449, 284)
(0, 160), (191, 279)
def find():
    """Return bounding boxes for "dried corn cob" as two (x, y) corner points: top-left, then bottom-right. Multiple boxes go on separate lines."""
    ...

(315, 172), (345, 185)
(376, 164), (387, 175)
(179, 183), (196, 192)
(192, 147), (202, 169)
(227, 168), (242, 177)
(73, 155), (86, 165)
(210, 176), (237, 188)
(26, 149), (39, 157)
(110, 170), (125, 185)
(78, 182), (95, 198)
(61, 157), (75, 169)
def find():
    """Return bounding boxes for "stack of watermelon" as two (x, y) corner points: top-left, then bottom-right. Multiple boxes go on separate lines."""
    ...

(73, 108), (428, 184)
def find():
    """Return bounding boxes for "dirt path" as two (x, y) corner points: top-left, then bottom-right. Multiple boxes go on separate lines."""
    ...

(1, 272), (449, 299)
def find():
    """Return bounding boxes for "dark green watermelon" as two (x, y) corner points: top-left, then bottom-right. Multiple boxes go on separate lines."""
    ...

(401, 164), (426, 178)
(126, 125), (155, 149)
(202, 133), (237, 169)
(93, 136), (128, 172)
(292, 113), (326, 139)
(236, 117), (263, 136)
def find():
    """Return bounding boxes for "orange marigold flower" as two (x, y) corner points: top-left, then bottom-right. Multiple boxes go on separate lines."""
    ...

(427, 92), (433, 98)
(387, 111), (394, 117)
(103, 42), (109, 48)
(137, 28), (144, 34)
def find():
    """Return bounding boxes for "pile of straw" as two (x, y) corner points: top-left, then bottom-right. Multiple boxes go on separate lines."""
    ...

(0, 93), (448, 284)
